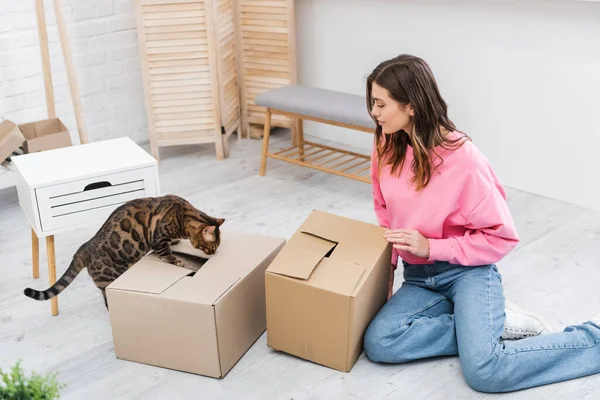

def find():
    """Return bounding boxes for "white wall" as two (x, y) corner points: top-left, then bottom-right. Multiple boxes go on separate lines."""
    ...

(1, 0), (599, 211)
(295, 0), (600, 212)
(0, 0), (148, 145)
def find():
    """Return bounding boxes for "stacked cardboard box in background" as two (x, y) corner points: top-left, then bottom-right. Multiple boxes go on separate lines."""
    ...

(0, 118), (72, 164)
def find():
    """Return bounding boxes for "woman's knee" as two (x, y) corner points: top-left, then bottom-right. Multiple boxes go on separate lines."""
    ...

(363, 316), (408, 363)
(461, 357), (504, 393)
(363, 319), (386, 362)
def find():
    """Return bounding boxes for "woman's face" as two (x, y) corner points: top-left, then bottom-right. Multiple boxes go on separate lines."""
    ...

(370, 82), (414, 135)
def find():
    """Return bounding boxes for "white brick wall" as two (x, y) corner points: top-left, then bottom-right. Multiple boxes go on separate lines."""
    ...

(0, 0), (148, 145)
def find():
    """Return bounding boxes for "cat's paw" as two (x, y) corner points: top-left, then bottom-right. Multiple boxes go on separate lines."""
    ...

(172, 259), (185, 268)
(161, 256), (184, 267)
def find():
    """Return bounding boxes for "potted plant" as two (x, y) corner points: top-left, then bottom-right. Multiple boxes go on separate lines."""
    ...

(0, 360), (65, 400)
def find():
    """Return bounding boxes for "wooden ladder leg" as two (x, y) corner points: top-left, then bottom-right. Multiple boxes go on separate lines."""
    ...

(297, 118), (304, 161)
(35, 0), (56, 119)
(53, 0), (87, 144)
(46, 235), (58, 316)
(32, 229), (40, 279)
(259, 109), (272, 176)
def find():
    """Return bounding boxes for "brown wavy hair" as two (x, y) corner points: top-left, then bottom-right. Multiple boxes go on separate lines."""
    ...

(366, 54), (470, 191)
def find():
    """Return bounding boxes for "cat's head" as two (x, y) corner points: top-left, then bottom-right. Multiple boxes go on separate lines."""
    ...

(187, 217), (225, 255)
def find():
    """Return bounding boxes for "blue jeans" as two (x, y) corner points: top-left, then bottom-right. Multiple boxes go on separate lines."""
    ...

(363, 261), (600, 393)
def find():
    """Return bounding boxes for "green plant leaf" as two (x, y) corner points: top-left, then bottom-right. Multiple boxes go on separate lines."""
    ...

(0, 360), (65, 400)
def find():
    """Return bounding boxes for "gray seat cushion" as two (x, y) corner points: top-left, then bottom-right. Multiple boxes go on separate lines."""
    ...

(254, 85), (375, 130)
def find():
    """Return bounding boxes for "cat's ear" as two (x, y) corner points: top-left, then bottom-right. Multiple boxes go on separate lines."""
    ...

(203, 225), (216, 234)
(215, 218), (225, 226)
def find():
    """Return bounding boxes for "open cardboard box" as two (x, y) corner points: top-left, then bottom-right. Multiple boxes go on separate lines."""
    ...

(0, 120), (25, 163)
(265, 210), (392, 372)
(18, 118), (72, 153)
(107, 231), (286, 378)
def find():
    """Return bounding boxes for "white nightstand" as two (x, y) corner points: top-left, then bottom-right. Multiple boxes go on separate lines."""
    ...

(12, 137), (160, 316)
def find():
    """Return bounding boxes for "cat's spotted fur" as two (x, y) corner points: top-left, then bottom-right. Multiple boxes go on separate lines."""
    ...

(23, 195), (224, 308)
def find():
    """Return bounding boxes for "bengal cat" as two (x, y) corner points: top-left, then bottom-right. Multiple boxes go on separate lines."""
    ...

(23, 194), (225, 309)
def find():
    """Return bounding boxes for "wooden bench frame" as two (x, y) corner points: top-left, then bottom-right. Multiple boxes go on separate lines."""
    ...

(259, 108), (374, 183)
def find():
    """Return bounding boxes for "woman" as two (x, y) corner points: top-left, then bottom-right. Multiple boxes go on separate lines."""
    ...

(363, 54), (600, 393)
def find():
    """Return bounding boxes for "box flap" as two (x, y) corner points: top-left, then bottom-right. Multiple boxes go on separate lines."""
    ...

(266, 209), (389, 278)
(307, 258), (365, 296)
(0, 120), (25, 163)
(0, 120), (21, 140)
(298, 209), (342, 241)
(18, 118), (72, 153)
(19, 118), (62, 139)
(170, 240), (212, 260)
(107, 256), (192, 294)
(162, 238), (245, 305)
(162, 275), (240, 306)
(299, 209), (385, 250)
(162, 232), (286, 304)
(18, 121), (39, 140)
(266, 232), (337, 280)
(302, 210), (390, 270)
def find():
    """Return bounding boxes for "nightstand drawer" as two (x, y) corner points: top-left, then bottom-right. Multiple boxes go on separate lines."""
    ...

(35, 167), (157, 232)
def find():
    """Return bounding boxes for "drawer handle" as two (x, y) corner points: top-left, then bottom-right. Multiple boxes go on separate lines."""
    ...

(84, 181), (112, 191)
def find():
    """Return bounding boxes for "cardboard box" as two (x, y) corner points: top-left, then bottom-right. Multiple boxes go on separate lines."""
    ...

(18, 118), (72, 153)
(265, 210), (392, 372)
(0, 120), (25, 163)
(106, 231), (286, 378)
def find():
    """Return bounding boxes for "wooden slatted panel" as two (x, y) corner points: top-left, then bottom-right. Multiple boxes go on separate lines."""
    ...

(216, 0), (241, 132)
(139, 0), (217, 148)
(237, 0), (294, 128)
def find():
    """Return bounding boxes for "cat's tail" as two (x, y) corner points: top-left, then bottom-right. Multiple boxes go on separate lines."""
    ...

(24, 257), (86, 301)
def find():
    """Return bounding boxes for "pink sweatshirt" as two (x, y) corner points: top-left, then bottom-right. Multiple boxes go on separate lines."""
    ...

(371, 131), (520, 267)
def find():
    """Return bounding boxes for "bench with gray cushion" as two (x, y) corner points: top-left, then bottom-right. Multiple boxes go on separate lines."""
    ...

(256, 85), (375, 183)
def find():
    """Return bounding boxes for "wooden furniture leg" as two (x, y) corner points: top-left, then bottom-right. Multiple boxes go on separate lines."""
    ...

(260, 109), (272, 176)
(296, 118), (304, 161)
(223, 132), (230, 159)
(249, 123), (265, 139)
(46, 235), (58, 316)
(32, 229), (39, 279)
(290, 119), (297, 147)
(215, 127), (225, 160)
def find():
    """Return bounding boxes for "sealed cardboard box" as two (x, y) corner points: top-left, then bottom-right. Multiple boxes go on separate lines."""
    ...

(107, 231), (286, 378)
(18, 118), (72, 153)
(265, 210), (392, 372)
(0, 120), (25, 163)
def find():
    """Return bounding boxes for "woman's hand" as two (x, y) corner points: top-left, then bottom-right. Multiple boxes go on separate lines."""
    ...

(384, 229), (430, 259)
